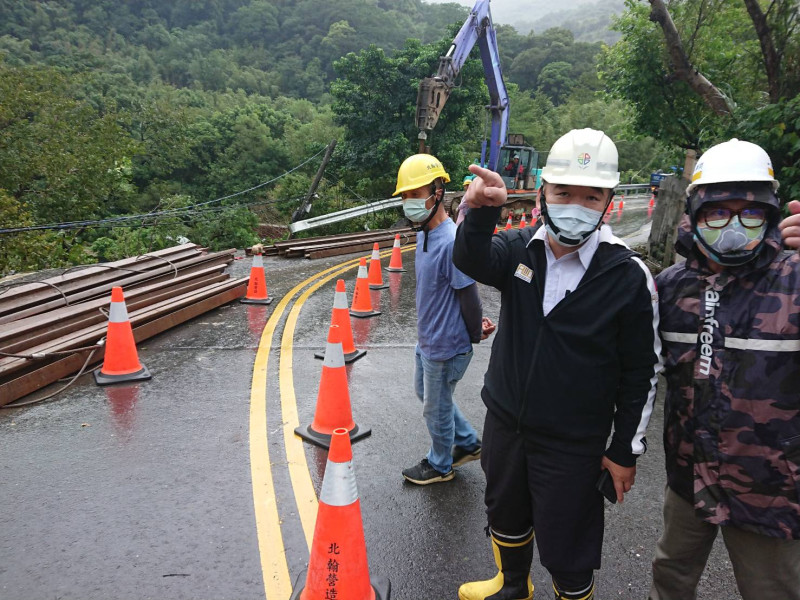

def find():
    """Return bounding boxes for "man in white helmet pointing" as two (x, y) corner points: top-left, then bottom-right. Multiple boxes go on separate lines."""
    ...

(453, 129), (662, 600)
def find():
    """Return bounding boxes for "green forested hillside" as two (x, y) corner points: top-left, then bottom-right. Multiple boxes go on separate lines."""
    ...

(519, 0), (626, 44)
(0, 0), (688, 273)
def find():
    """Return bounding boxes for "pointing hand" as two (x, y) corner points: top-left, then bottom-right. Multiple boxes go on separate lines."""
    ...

(464, 165), (507, 209)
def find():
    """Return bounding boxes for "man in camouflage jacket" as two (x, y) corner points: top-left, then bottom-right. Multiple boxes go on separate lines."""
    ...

(650, 139), (800, 600)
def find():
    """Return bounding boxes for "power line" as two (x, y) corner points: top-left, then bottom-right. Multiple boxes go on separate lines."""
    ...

(0, 148), (327, 235)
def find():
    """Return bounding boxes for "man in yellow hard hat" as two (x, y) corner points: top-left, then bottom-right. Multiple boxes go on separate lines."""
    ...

(394, 153), (495, 485)
(453, 129), (661, 600)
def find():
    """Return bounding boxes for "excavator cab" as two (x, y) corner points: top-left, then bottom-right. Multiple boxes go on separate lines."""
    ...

(496, 135), (540, 193)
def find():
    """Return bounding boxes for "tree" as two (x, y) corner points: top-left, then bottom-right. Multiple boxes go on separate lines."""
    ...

(0, 62), (139, 223)
(537, 61), (575, 105)
(602, 0), (799, 194)
(330, 33), (488, 198)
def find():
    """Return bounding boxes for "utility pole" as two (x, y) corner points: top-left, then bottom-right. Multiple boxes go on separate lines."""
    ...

(647, 147), (698, 269)
(291, 139), (337, 225)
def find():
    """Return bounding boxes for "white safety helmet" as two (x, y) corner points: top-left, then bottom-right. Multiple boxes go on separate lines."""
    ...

(540, 128), (620, 189)
(686, 138), (779, 195)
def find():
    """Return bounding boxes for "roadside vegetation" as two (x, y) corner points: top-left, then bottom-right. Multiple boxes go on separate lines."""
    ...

(0, 0), (796, 274)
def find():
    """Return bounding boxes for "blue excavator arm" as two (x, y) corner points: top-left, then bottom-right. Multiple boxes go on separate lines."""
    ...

(415, 0), (509, 171)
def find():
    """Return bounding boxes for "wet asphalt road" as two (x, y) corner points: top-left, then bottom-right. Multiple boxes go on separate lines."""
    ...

(0, 197), (743, 599)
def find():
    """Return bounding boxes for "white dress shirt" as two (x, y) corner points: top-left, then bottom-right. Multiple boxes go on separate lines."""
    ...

(531, 225), (602, 316)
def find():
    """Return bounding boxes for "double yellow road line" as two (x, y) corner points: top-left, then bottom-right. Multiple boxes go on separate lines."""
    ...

(248, 246), (414, 599)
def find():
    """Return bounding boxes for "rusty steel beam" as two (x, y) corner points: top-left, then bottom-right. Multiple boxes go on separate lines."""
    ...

(288, 231), (414, 258)
(0, 247), (204, 320)
(305, 237), (401, 259)
(0, 262), (232, 347)
(0, 278), (247, 381)
(271, 228), (411, 255)
(0, 281), (247, 406)
(0, 272), (228, 354)
(0, 244), (201, 309)
(0, 250), (235, 324)
(283, 231), (407, 258)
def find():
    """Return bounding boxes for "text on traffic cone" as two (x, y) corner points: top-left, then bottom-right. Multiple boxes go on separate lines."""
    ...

(290, 429), (390, 600)
(241, 253), (273, 305)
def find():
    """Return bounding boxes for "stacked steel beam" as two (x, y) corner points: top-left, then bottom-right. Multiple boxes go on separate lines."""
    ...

(262, 228), (415, 259)
(0, 244), (247, 406)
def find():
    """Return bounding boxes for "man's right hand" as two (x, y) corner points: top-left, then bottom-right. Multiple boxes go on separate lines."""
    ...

(779, 200), (800, 250)
(464, 165), (508, 209)
(480, 317), (496, 340)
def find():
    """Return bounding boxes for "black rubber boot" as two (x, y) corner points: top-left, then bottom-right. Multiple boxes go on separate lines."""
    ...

(458, 528), (535, 600)
(552, 576), (594, 600)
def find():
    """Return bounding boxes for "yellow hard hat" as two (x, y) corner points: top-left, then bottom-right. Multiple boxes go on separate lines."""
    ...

(393, 154), (450, 196)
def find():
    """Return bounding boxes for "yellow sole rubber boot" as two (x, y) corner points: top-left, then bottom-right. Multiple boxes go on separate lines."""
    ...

(458, 574), (533, 600)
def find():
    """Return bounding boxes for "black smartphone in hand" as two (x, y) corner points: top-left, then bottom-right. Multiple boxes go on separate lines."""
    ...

(596, 469), (618, 504)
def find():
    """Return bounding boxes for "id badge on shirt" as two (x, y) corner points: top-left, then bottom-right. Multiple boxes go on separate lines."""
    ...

(514, 263), (533, 283)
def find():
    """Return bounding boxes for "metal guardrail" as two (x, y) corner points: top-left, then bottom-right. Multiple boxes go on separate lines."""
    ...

(289, 183), (653, 235)
(289, 197), (403, 234)
(617, 183), (652, 195)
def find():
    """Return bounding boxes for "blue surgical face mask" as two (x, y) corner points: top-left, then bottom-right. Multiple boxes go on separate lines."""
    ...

(544, 203), (604, 246)
(403, 194), (433, 223)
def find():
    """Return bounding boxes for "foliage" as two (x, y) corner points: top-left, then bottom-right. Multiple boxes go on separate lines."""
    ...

(0, 190), (73, 275)
(507, 28), (603, 105)
(330, 35), (489, 198)
(520, 0), (626, 44)
(0, 62), (140, 223)
(90, 194), (259, 261)
(599, 1), (726, 150)
(735, 96), (800, 204)
(601, 0), (800, 202)
(0, 0), (687, 275)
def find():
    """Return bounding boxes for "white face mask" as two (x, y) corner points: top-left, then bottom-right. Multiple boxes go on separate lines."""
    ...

(544, 203), (604, 246)
(402, 194), (434, 223)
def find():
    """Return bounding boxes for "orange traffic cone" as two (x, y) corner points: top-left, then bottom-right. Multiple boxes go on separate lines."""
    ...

(649, 195), (655, 208)
(493, 225), (499, 235)
(315, 279), (366, 364)
(519, 214), (527, 228)
(289, 428), (390, 600)
(504, 215), (513, 230)
(367, 243), (389, 290)
(350, 257), (381, 318)
(95, 287), (151, 385)
(241, 253), (273, 305)
(295, 324), (371, 448)
(385, 234), (406, 272)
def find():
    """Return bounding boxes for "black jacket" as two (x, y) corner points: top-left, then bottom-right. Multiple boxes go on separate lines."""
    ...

(453, 206), (661, 466)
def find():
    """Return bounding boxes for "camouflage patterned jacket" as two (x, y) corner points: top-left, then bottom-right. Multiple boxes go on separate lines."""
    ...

(656, 216), (800, 539)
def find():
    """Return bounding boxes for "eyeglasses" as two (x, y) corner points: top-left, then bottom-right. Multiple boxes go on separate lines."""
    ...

(698, 206), (767, 229)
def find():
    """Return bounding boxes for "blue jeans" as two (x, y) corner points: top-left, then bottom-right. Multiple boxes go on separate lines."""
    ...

(414, 344), (480, 473)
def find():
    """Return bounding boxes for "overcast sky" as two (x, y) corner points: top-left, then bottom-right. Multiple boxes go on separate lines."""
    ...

(421, 0), (571, 27)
